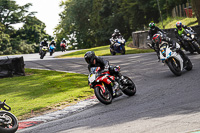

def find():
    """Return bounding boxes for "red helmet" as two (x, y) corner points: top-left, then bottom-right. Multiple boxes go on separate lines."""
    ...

(152, 34), (162, 44)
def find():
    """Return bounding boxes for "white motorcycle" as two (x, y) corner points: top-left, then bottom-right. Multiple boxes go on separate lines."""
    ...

(110, 37), (126, 55)
(159, 42), (192, 76)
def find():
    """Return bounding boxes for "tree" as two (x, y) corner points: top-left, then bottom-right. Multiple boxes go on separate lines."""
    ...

(191, 0), (200, 25)
(17, 16), (48, 44)
(0, 23), (12, 55)
(0, 0), (35, 28)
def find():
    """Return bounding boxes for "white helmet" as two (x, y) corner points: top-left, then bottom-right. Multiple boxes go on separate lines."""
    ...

(114, 29), (119, 33)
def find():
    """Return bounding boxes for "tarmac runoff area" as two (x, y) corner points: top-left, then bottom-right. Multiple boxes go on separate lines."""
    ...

(18, 95), (97, 130)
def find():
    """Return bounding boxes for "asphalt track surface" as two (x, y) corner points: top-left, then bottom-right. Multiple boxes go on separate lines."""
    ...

(17, 51), (200, 133)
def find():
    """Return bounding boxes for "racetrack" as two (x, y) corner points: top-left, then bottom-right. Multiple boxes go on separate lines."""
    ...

(18, 52), (200, 133)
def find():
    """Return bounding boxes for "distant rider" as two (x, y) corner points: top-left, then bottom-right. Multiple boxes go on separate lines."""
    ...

(61, 38), (67, 44)
(49, 39), (56, 47)
(152, 34), (189, 63)
(174, 21), (194, 48)
(84, 51), (122, 97)
(39, 38), (48, 55)
(109, 29), (123, 49)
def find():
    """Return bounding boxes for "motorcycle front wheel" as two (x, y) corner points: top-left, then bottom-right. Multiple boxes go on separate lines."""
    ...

(121, 47), (125, 55)
(50, 51), (53, 56)
(40, 52), (45, 59)
(121, 76), (136, 96)
(0, 111), (18, 133)
(61, 47), (65, 52)
(167, 58), (182, 76)
(94, 86), (112, 105)
(110, 49), (116, 55)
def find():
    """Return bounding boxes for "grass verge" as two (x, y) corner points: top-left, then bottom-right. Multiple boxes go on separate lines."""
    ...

(0, 69), (93, 120)
(57, 45), (154, 58)
(156, 17), (198, 29)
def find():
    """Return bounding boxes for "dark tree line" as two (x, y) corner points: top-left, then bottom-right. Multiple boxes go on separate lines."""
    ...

(55, 0), (190, 49)
(0, 0), (50, 55)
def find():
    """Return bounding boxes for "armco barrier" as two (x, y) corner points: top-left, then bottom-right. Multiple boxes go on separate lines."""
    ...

(0, 56), (25, 77)
(131, 25), (200, 48)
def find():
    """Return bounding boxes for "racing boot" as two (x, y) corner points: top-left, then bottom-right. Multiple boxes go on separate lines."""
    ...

(112, 81), (122, 97)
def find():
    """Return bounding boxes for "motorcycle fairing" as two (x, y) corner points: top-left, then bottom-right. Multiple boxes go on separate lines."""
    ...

(94, 83), (106, 93)
(96, 75), (115, 84)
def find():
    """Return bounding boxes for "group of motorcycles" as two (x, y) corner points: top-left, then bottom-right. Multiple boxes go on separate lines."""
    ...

(2, 28), (198, 132)
(95, 27), (199, 105)
(40, 44), (56, 59)
(148, 28), (199, 76)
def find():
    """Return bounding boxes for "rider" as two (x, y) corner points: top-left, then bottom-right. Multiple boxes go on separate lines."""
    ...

(152, 34), (189, 63)
(39, 38), (48, 54)
(147, 22), (166, 48)
(110, 29), (123, 49)
(174, 21), (194, 48)
(49, 39), (56, 47)
(84, 51), (122, 96)
(61, 38), (67, 44)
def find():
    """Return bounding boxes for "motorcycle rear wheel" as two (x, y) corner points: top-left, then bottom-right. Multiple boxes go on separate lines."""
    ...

(193, 41), (200, 54)
(167, 58), (182, 76)
(94, 86), (112, 105)
(121, 76), (136, 96)
(185, 59), (193, 71)
(0, 111), (18, 133)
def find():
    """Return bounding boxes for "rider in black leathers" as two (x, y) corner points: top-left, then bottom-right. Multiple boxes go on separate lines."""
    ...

(147, 22), (165, 48)
(84, 51), (122, 96)
(39, 38), (48, 55)
(110, 29), (123, 49)
(49, 39), (56, 47)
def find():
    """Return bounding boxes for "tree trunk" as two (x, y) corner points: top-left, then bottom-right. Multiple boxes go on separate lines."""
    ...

(191, 0), (200, 25)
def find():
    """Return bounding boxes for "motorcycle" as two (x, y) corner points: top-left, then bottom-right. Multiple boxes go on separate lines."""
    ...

(49, 45), (56, 56)
(110, 37), (126, 55)
(181, 28), (200, 54)
(88, 66), (136, 105)
(60, 43), (66, 52)
(159, 43), (192, 76)
(0, 100), (18, 133)
(40, 46), (48, 59)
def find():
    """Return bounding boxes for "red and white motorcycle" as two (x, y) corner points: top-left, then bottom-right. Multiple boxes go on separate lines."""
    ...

(88, 66), (136, 105)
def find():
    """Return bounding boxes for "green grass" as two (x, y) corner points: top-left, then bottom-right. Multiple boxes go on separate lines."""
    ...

(156, 17), (198, 29)
(0, 69), (93, 120)
(56, 45), (154, 58)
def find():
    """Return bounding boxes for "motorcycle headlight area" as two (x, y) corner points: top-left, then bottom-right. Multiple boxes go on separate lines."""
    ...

(191, 34), (195, 39)
(89, 74), (96, 83)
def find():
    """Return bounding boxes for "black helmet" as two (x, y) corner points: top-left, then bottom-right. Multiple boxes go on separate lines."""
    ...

(84, 51), (96, 64)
